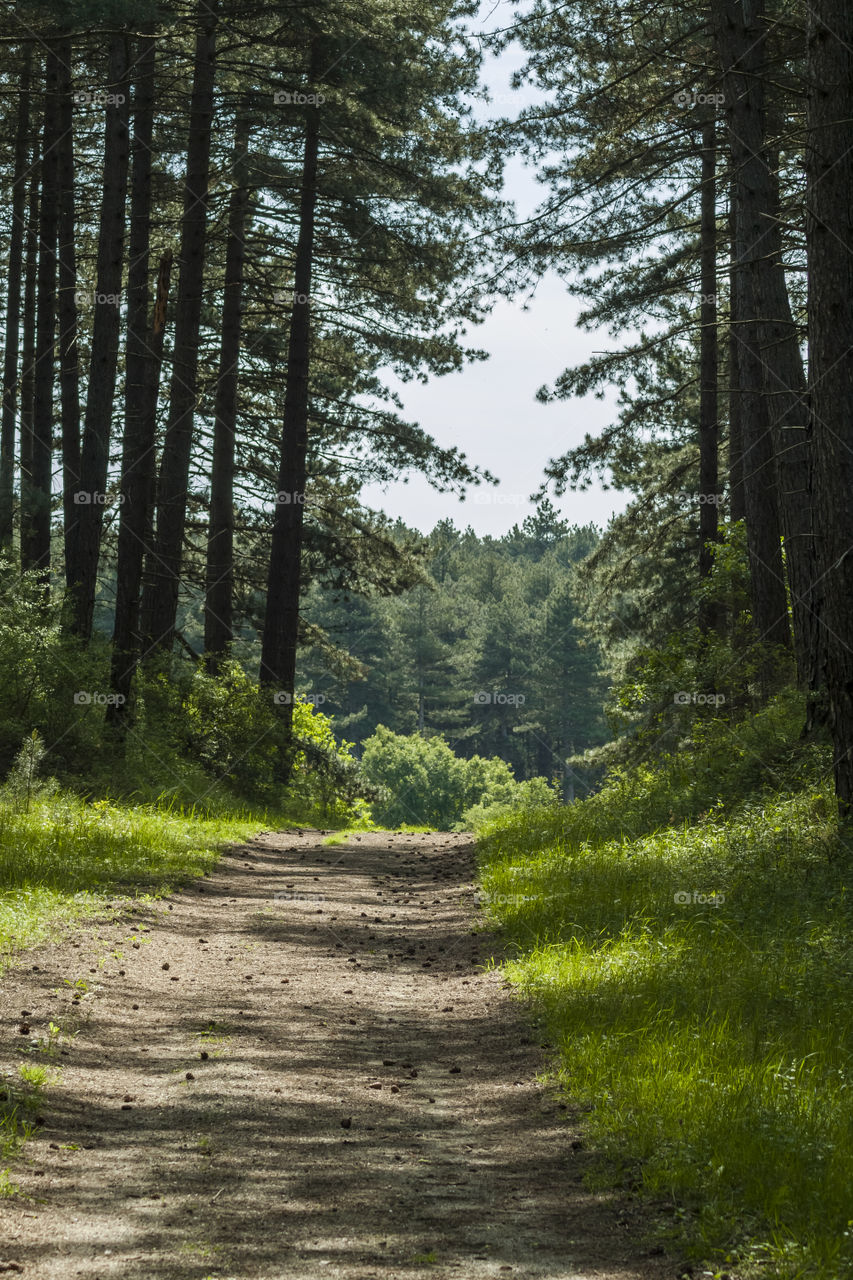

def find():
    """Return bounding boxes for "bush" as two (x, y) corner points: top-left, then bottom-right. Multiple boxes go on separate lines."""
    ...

(0, 559), (113, 780)
(0, 561), (372, 825)
(359, 725), (560, 829)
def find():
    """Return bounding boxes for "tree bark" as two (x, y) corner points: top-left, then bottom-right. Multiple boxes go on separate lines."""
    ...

(23, 46), (59, 578)
(726, 188), (745, 523)
(753, 137), (819, 691)
(18, 143), (39, 569)
(715, 0), (819, 688)
(0, 45), (32, 551)
(713, 0), (791, 660)
(805, 0), (853, 815)
(698, 116), (720, 632)
(204, 108), (251, 670)
(141, 2), (217, 653)
(109, 30), (160, 725)
(68, 34), (130, 637)
(259, 96), (320, 762)
(56, 32), (82, 592)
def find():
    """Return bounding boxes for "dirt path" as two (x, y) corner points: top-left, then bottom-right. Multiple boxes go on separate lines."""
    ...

(0, 831), (672, 1280)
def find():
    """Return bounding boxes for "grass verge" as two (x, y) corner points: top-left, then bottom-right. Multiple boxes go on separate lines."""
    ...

(0, 792), (271, 964)
(477, 762), (852, 1278)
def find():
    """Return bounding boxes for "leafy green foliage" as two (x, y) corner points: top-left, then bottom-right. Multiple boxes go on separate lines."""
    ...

(360, 724), (559, 830)
(0, 562), (370, 823)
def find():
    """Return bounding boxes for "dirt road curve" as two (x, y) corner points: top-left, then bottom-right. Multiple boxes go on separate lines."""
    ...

(0, 831), (671, 1280)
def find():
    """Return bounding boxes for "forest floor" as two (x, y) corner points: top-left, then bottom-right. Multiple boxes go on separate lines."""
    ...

(0, 830), (674, 1280)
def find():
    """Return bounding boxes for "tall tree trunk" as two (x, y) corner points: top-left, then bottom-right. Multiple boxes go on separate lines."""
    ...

(68, 34), (130, 636)
(0, 45), (32, 551)
(698, 115), (720, 632)
(18, 145), (39, 569)
(204, 108), (251, 670)
(109, 30), (160, 725)
(24, 47), (60, 578)
(754, 143), (819, 690)
(259, 98), (320, 762)
(726, 188), (745, 523)
(56, 32), (82, 591)
(141, 2), (217, 653)
(715, 0), (818, 686)
(713, 0), (791, 660)
(805, 0), (853, 816)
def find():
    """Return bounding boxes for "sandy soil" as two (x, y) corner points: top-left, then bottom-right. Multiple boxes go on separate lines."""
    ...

(0, 830), (677, 1280)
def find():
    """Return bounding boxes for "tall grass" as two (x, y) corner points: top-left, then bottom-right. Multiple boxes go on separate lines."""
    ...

(0, 793), (264, 961)
(477, 703), (852, 1279)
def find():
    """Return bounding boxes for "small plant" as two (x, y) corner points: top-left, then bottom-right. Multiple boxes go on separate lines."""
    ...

(2, 730), (54, 814)
(18, 1064), (48, 1089)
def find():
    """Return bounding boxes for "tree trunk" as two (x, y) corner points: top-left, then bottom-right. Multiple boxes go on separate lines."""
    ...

(715, 0), (819, 688)
(141, 2), (217, 653)
(109, 30), (160, 725)
(56, 32), (82, 591)
(18, 144), (39, 569)
(24, 46), (60, 578)
(713, 0), (791, 660)
(697, 115), (720, 632)
(204, 108), (251, 670)
(726, 188), (745, 523)
(754, 143), (819, 690)
(805, 0), (853, 815)
(259, 97), (321, 763)
(0, 45), (32, 551)
(68, 34), (130, 637)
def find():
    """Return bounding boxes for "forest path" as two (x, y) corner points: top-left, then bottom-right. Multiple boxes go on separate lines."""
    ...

(1, 831), (670, 1280)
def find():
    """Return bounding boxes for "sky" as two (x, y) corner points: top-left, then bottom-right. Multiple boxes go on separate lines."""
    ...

(358, 5), (631, 539)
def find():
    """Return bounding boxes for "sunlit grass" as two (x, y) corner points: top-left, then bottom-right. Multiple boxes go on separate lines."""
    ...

(0, 792), (264, 962)
(478, 780), (852, 1279)
(0, 1060), (54, 1177)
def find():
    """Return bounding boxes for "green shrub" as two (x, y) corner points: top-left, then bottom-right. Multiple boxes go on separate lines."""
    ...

(360, 725), (559, 829)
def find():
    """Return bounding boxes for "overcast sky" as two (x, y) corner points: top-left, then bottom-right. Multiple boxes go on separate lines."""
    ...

(358, 7), (631, 539)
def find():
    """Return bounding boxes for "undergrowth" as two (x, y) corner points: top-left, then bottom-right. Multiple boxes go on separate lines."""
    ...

(477, 691), (852, 1280)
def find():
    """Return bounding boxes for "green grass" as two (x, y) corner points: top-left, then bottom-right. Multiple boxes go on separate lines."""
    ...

(0, 787), (276, 1192)
(478, 773), (852, 1279)
(0, 1059), (54, 1187)
(0, 791), (268, 963)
